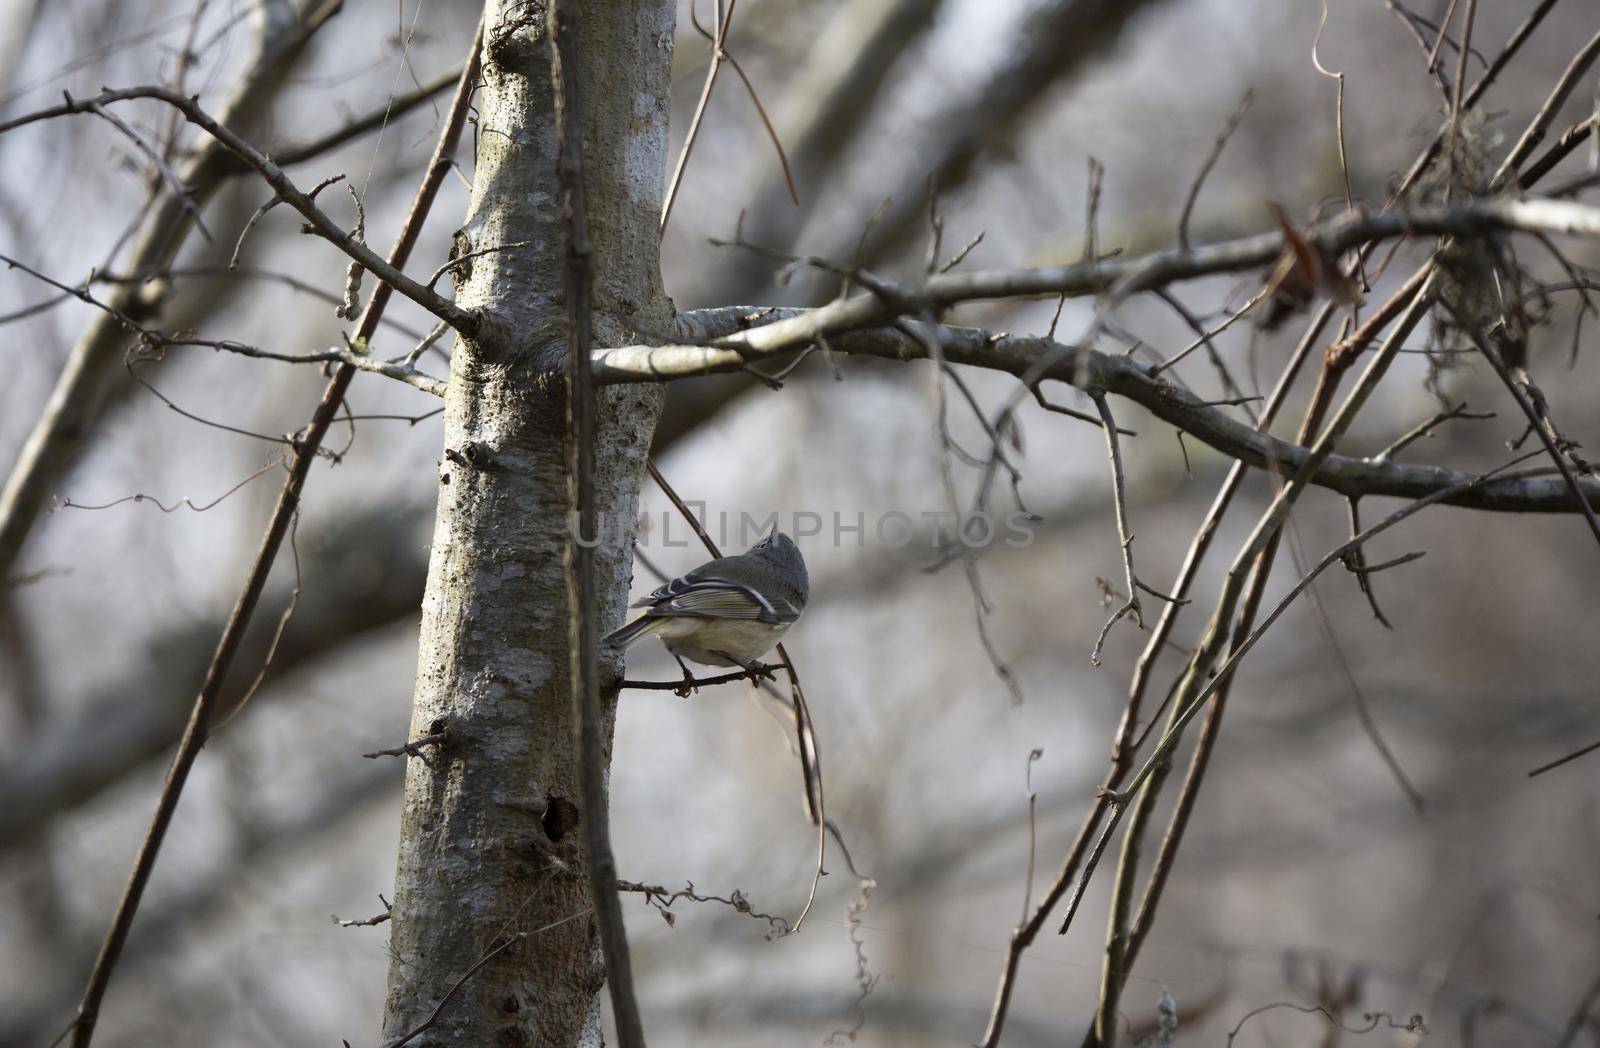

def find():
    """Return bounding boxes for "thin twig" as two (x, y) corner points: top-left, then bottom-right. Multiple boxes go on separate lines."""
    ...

(269, 67), (462, 167)
(1280, 512), (1425, 810)
(1371, 401), (1495, 462)
(1020, 748), (1043, 922)
(1493, 25), (1600, 189)
(231, 173), (345, 269)
(1446, 305), (1600, 550)
(1530, 737), (1600, 778)
(2, 86), (476, 331)
(364, 729), (450, 760)
(1522, 115), (1598, 188)
(425, 239), (533, 291)
(381, 909), (593, 1048)
(1177, 89), (1252, 252)
(617, 879), (791, 937)
(659, 0), (796, 233)
(332, 895), (393, 928)
(1426, 0), (1462, 72)
(0, 258), (451, 398)
(1063, 446), (1544, 946)
(82, 100), (212, 241)
(1088, 392), (1183, 666)
(1313, 1), (1363, 289)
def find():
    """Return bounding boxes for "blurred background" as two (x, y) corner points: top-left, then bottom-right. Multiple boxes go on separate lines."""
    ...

(2, 0), (1598, 1044)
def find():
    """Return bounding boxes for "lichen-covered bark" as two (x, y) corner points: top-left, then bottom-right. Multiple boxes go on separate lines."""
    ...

(381, 2), (675, 1044)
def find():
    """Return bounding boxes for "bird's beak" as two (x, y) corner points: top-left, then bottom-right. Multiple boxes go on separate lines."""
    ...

(769, 522), (779, 542)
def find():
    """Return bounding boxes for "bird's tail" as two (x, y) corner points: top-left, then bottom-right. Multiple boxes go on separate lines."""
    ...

(603, 613), (660, 650)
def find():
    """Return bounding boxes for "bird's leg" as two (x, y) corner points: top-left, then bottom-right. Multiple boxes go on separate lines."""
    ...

(673, 655), (698, 698)
(711, 651), (780, 684)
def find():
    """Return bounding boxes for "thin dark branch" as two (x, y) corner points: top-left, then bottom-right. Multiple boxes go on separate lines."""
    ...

(1493, 25), (1600, 188)
(1281, 516), (1426, 810)
(1528, 736), (1600, 778)
(0, 254), (448, 396)
(269, 66), (463, 167)
(1522, 115), (1598, 188)
(1089, 393), (1149, 665)
(59, 28), (485, 1048)
(82, 100), (212, 241)
(1445, 306), (1600, 550)
(550, 7), (645, 1047)
(1060, 449), (1544, 945)
(620, 664), (781, 691)
(95, 265), (430, 340)
(659, 0), (733, 235)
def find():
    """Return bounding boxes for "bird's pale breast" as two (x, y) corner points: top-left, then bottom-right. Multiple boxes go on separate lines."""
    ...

(655, 616), (791, 667)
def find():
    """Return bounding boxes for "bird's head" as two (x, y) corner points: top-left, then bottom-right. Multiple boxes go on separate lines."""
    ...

(751, 524), (808, 591)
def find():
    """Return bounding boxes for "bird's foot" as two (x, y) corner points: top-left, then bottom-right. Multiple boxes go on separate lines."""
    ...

(712, 652), (780, 683)
(674, 656), (699, 698)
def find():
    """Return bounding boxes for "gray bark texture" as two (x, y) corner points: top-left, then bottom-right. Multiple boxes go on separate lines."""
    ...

(380, 2), (675, 1045)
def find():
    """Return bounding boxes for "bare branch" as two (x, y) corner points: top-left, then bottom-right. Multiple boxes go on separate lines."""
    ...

(57, 30), (486, 1048)
(2, 86), (478, 331)
(332, 895), (393, 929)
(614, 198), (1600, 377)
(642, 309), (1600, 515)
(268, 66), (463, 168)
(550, 7), (644, 1045)
(620, 664), (781, 692)
(1529, 737), (1600, 778)
(81, 100), (212, 241)
(0, 253), (449, 397)
(364, 728), (451, 761)
(1444, 305), (1600, 549)
(1087, 392), (1184, 666)
(1493, 24), (1600, 188)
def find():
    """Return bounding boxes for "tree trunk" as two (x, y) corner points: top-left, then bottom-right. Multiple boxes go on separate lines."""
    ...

(381, 2), (675, 1044)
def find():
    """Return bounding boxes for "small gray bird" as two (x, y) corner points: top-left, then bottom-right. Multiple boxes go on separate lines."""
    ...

(605, 526), (808, 676)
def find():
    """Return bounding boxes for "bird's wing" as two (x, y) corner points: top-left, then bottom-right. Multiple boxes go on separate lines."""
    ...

(635, 572), (799, 623)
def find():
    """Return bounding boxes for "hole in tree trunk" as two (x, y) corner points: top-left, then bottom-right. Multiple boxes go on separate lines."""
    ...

(541, 796), (580, 843)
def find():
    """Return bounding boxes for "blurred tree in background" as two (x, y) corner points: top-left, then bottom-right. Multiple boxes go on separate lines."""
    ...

(2, 1), (1599, 1046)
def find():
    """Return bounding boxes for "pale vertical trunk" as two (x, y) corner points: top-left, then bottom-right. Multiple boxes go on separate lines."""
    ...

(381, 2), (675, 1043)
